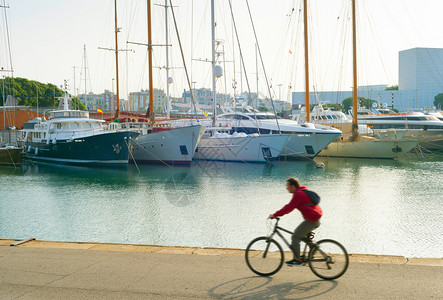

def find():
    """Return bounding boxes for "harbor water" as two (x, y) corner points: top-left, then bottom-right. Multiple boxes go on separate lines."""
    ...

(0, 156), (442, 258)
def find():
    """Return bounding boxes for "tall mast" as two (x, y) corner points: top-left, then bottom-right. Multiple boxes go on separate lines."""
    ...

(303, 0), (310, 122)
(72, 66), (77, 97)
(147, 0), (155, 124)
(83, 45), (87, 98)
(211, 0), (216, 126)
(351, 0), (358, 140)
(113, 0), (120, 118)
(165, 0), (170, 118)
(2, 78), (5, 139)
(256, 43), (258, 108)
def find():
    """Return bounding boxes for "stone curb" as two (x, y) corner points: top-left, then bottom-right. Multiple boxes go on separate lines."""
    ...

(1, 238), (442, 267)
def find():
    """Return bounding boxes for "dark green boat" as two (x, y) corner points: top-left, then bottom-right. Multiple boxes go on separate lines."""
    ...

(0, 146), (21, 166)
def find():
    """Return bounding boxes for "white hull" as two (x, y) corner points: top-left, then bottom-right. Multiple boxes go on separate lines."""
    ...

(164, 113), (341, 159)
(318, 139), (418, 159)
(194, 134), (290, 162)
(281, 132), (341, 159)
(132, 125), (205, 164)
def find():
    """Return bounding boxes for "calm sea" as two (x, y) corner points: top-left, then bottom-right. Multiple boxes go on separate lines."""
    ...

(1, 156), (442, 258)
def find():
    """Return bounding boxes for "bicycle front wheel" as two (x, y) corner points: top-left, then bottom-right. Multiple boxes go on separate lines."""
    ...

(308, 239), (349, 280)
(245, 236), (284, 276)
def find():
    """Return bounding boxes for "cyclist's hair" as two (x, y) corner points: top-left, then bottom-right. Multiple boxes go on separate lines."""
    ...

(286, 177), (300, 188)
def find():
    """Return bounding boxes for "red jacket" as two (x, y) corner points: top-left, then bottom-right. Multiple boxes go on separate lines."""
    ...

(273, 186), (322, 222)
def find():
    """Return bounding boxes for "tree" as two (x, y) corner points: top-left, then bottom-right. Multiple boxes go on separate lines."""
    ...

(434, 93), (443, 109)
(342, 96), (378, 113)
(257, 106), (269, 112)
(0, 77), (86, 109)
(385, 85), (399, 91)
(323, 104), (342, 111)
(71, 97), (86, 110)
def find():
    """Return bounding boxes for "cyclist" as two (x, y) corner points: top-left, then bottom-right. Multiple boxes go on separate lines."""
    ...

(269, 177), (322, 266)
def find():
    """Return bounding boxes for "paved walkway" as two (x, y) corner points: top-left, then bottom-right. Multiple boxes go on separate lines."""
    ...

(0, 239), (442, 299)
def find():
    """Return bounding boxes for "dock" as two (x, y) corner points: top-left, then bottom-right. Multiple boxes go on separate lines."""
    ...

(1, 239), (442, 299)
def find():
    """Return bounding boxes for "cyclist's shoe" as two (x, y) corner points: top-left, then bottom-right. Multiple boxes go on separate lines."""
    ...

(285, 259), (303, 267)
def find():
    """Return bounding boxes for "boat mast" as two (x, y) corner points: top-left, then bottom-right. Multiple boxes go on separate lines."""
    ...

(303, 0), (310, 122)
(113, 0), (120, 119)
(211, 0), (216, 127)
(256, 43), (258, 108)
(165, 0), (170, 119)
(351, 0), (358, 140)
(2, 78), (5, 141)
(147, 0), (155, 124)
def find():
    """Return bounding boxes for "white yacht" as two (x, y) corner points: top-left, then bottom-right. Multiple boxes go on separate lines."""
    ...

(214, 111), (342, 159)
(295, 105), (372, 135)
(167, 110), (341, 160)
(294, 104), (419, 158)
(193, 129), (290, 163)
(354, 107), (443, 151)
(164, 118), (291, 162)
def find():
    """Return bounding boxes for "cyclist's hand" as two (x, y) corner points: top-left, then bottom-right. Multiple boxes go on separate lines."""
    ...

(268, 214), (275, 219)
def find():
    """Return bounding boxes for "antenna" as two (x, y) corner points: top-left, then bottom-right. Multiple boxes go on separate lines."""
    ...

(79, 45), (92, 108)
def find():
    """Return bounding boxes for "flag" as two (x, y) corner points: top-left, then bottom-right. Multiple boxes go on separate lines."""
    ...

(289, 50), (293, 54)
(203, 110), (209, 118)
(97, 108), (103, 114)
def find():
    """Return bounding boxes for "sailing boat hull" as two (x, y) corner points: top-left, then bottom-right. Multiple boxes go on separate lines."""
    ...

(0, 147), (22, 166)
(318, 139), (418, 159)
(280, 132), (342, 159)
(131, 125), (206, 164)
(194, 134), (290, 163)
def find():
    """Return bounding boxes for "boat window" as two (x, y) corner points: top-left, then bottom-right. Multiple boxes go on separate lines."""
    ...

(326, 116), (333, 119)
(56, 123), (62, 129)
(247, 114), (282, 120)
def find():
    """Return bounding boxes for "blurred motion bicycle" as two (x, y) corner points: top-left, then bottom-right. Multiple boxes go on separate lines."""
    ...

(245, 218), (349, 280)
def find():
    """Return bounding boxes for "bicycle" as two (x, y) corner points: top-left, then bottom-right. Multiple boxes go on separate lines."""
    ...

(245, 218), (349, 280)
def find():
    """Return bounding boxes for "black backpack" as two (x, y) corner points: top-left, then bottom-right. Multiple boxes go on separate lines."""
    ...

(303, 190), (321, 205)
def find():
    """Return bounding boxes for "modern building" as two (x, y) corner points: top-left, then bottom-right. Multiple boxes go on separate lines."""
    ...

(181, 88), (232, 107)
(79, 90), (116, 111)
(292, 47), (443, 110)
(128, 89), (166, 112)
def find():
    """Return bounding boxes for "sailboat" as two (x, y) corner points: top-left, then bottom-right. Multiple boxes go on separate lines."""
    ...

(1, 95), (21, 166)
(106, 0), (206, 165)
(191, 0), (290, 162)
(0, 4), (21, 167)
(311, 0), (418, 159)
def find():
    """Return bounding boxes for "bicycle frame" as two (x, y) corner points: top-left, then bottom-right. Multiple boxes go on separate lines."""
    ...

(268, 218), (317, 261)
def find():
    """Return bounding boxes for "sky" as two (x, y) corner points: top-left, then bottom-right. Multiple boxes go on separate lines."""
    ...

(1, 0), (443, 103)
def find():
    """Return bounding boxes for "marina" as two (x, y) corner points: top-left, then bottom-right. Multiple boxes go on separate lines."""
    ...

(1, 0), (443, 298)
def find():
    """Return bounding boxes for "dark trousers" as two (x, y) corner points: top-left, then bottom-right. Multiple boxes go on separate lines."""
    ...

(291, 220), (320, 260)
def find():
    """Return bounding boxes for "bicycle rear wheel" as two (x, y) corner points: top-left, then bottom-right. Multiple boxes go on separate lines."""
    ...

(245, 236), (284, 276)
(308, 239), (349, 280)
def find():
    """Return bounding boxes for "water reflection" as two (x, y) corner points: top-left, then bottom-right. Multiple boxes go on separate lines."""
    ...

(0, 157), (442, 257)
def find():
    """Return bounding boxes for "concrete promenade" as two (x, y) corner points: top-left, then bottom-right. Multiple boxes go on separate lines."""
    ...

(1, 239), (442, 299)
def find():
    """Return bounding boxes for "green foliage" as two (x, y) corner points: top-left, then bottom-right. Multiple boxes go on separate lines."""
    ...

(434, 93), (443, 109)
(323, 104), (342, 111)
(342, 96), (378, 112)
(71, 97), (86, 110)
(0, 77), (87, 109)
(257, 106), (269, 112)
(385, 85), (399, 91)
